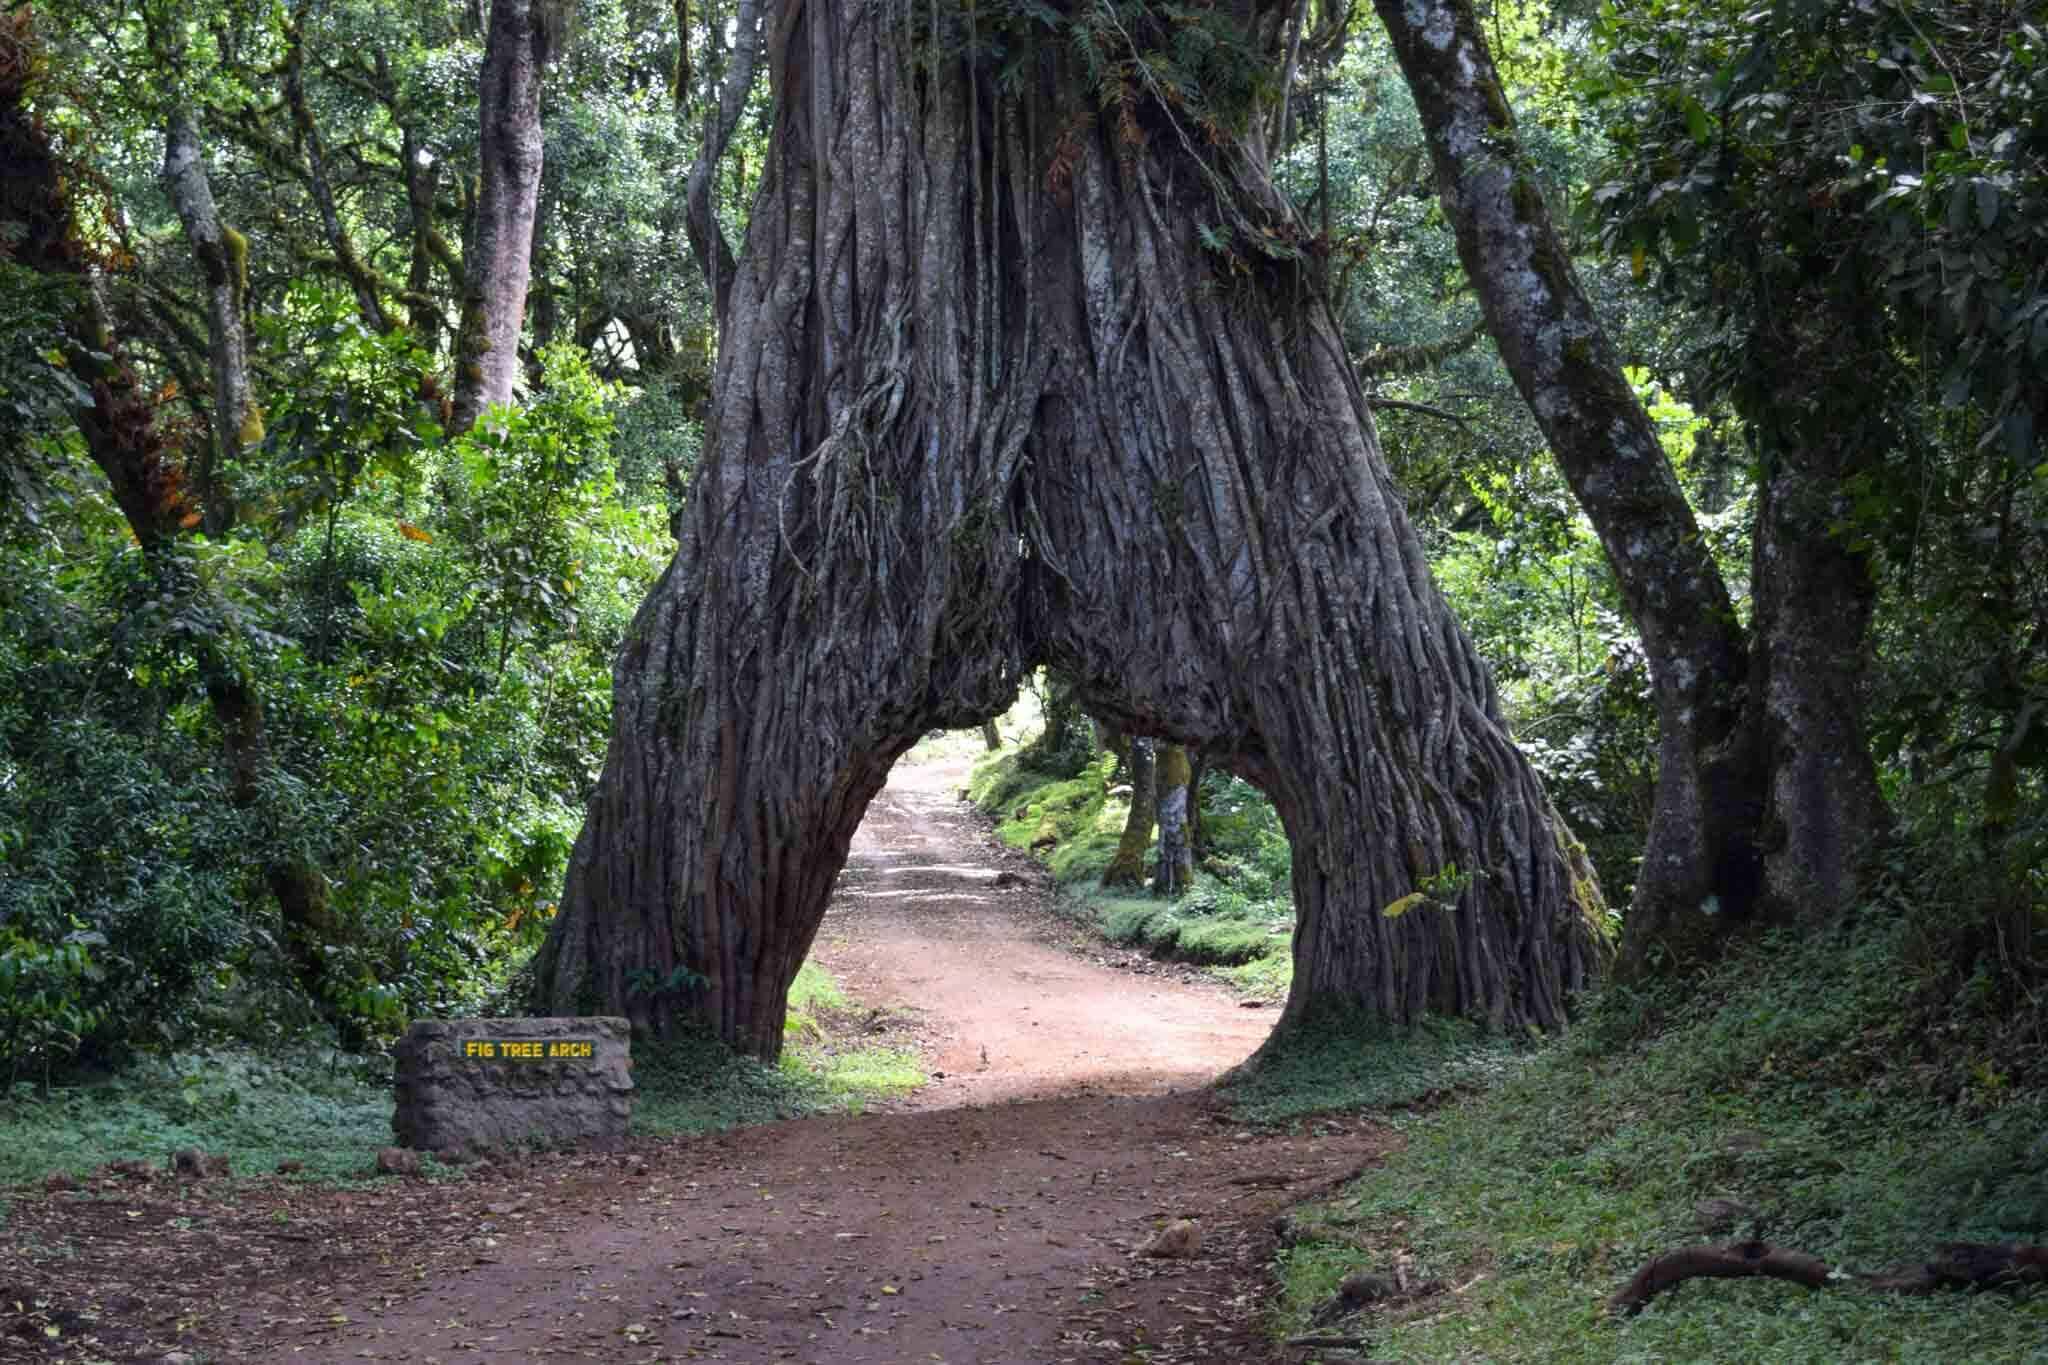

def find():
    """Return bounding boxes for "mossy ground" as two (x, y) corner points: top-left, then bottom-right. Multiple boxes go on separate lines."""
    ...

(966, 734), (1298, 996)
(1253, 911), (2048, 1362)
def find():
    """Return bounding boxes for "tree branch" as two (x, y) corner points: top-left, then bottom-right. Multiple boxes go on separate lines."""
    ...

(1366, 396), (1470, 424)
(682, 0), (766, 324)
(1356, 318), (1486, 378)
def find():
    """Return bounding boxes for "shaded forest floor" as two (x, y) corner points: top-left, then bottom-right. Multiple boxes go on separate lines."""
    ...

(1, 750), (1384, 1363)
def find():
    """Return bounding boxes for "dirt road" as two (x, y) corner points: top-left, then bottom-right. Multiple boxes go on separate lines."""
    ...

(813, 752), (1276, 1107)
(9, 751), (1393, 1363)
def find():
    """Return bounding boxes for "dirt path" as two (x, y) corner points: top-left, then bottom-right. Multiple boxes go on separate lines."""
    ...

(5, 753), (1393, 1364)
(813, 752), (1276, 1107)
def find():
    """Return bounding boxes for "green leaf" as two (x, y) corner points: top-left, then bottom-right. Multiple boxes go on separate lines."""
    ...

(1684, 96), (1711, 144)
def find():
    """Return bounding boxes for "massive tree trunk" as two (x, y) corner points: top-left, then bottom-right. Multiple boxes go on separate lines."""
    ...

(452, 0), (548, 431)
(1375, 0), (1887, 973)
(535, 0), (1604, 1056)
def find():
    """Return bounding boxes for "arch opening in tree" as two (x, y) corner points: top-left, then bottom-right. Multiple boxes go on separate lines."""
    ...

(532, 0), (1608, 1059)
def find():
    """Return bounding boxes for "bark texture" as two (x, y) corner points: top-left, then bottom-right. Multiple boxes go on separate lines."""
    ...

(1375, 0), (1888, 973)
(1154, 744), (1194, 895)
(536, 0), (1605, 1055)
(453, 0), (547, 432)
(162, 107), (254, 531)
(1103, 738), (1159, 889)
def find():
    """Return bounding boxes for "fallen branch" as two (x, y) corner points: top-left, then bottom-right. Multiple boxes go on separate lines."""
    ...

(1609, 1241), (1830, 1316)
(1611, 1240), (2048, 1317)
(1283, 1334), (1376, 1352)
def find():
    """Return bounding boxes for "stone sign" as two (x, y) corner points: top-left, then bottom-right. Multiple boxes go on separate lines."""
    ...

(392, 1016), (633, 1151)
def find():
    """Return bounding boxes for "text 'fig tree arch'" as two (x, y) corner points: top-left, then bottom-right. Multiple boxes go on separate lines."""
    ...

(532, 0), (1607, 1059)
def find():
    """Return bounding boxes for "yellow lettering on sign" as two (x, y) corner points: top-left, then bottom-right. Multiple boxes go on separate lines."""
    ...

(462, 1037), (596, 1059)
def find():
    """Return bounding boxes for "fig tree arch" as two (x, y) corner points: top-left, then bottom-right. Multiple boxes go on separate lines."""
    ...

(532, 0), (1606, 1058)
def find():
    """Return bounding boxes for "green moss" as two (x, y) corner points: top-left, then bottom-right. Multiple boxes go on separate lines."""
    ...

(222, 224), (249, 296)
(1173, 917), (1274, 965)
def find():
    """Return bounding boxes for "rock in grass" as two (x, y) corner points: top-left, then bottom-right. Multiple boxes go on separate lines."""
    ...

(1693, 1196), (1761, 1235)
(375, 1146), (423, 1177)
(1141, 1218), (1203, 1259)
(276, 1158), (305, 1175)
(171, 1148), (231, 1179)
(1309, 1268), (1397, 1325)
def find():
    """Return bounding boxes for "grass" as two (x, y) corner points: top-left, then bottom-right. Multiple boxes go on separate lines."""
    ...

(1221, 1007), (1524, 1126)
(0, 1050), (395, 1188)
(634, 960), (924, 1134)
(2, 961), (923, 1188)
(1256, 909), (2048, 1362)
(966, 736), (1299, 997)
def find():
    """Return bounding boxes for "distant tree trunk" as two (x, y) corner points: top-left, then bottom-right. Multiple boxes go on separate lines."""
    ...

(399, 118), (453, 354)
(283, 9), (391, 334)
(534, 0), (1603, 1056)
(1103, 739), (1158, 889)
(1027, 674), (1082, 771)
(452, 0), (548, 432)
(678, 0), (762, 323)
(1375, 0), (1886, 973)
(1153, 744), (1194, 895)
(161, 106), (253, 533)
(981, 718), (1002, 751)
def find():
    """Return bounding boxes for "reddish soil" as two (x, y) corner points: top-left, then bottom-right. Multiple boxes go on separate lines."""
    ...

(2, 752), (1394, 1364)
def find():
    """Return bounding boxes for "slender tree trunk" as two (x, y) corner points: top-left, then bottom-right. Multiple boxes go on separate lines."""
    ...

(284, 10), (391, 334)
(1743, 304), (1891, 916)
(535, 0), (1603, 1056)
(1374, 0), (1886, 973)
(452, 0), (547, 432)
(161, 107), (253, 533)
(981, 718), (1002, 751)
(1025, 673), (1084, 772)
(399, 117), (454, 354)
(678, 0), (762, 325)
(1103, 739), (1158, 888)
(1153, 743), (1194, 896)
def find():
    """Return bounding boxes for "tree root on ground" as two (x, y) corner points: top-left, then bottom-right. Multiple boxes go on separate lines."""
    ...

(1610, 1240), (2048, 1316)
